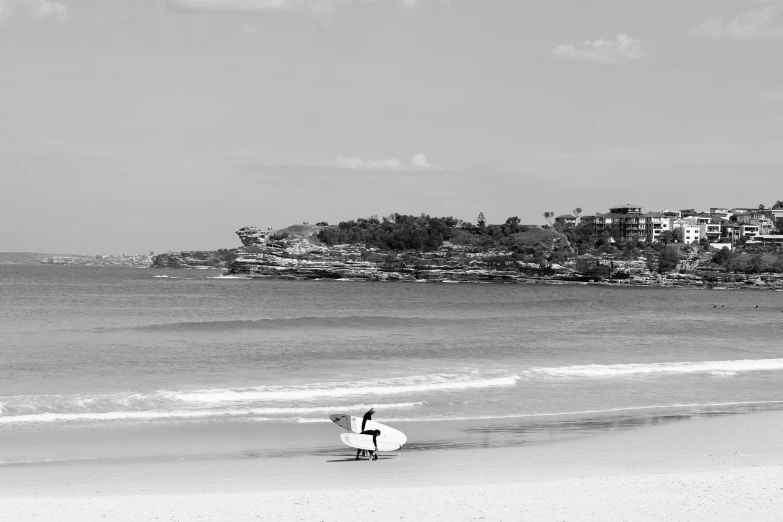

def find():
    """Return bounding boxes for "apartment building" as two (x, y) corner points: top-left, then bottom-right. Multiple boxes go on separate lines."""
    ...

(720, 221), (740, 242)
(745, 234), (783, 248)
(644, 212), (671, 242)
(674, 218), (701, 243)
(701, 222), (722, 242)
(740, 224), (760, 239)
(734, 211), (774, 234)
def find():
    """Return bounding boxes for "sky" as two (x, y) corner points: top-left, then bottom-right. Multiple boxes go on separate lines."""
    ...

(1, 0), (782, 254)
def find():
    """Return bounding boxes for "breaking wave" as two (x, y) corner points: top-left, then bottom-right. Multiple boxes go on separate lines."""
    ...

(526, 358), (783, 378)
(0, 397), (422, 425)
(173, 374), (520, 403)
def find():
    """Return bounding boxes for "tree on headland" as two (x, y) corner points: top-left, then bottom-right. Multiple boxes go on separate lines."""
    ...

(543, 212), (554, 227)
(502, 216), (522, 235)
(573, 207), (582, 223)
(477, 212), (487, 228)
(658, 228), (682, 246)
(657, 245), (681, 272)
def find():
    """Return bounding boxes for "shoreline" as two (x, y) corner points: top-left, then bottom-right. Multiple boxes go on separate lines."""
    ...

(2, 409), (782, 520)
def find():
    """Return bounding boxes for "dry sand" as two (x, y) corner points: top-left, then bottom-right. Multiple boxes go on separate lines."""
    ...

(2, 410), (782, 521)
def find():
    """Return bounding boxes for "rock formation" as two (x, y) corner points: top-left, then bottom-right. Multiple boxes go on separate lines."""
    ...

(236, 226), (272, 247)
(152, 251), (227, 269)
(228, 233), (549, 282)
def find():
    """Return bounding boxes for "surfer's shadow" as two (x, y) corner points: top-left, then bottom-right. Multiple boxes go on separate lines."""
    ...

(324, 456), (396, 463)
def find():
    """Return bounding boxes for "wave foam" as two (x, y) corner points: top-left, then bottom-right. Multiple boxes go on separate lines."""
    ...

(173, 374), (520, 403)
(0, 399), (422, 425)
(528, 358), (783, 378)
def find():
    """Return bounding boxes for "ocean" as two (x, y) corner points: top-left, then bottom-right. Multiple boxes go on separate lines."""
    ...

(1, 264), (782, 464)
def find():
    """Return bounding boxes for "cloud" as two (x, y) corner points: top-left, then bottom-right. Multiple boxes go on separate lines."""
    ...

(336, 153), (439, 171)
(551, 34), (647, 65)
(692, 5), (783, 39)
(0, 0), (69, 23)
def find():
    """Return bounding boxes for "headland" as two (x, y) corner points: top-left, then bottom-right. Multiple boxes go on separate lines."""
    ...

(150, 216), (783, 290)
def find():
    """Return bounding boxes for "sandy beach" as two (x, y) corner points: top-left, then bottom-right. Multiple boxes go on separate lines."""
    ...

(3, 409), (782, 521)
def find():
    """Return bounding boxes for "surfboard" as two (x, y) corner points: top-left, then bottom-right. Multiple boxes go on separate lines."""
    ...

(340, 432), (401, 452)
(329, 414), (408, 445)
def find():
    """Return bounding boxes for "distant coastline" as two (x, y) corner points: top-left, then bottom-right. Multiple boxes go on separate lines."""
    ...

(0, 252), (154, 268)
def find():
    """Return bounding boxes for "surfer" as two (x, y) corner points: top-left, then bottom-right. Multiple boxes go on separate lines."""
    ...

(357, 408), (376, 457)
(361, 407), (375, 431)
(355, 429), (381, 461)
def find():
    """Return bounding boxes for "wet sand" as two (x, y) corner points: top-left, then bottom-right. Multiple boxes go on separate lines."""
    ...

(2, 409), (782, 520)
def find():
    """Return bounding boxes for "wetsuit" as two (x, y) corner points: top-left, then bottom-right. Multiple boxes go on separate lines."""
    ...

(360, 429), (378, 448)
(359, 410), (374, 456)
(361, 410), (373, 431)
(355, 429), (379, 459)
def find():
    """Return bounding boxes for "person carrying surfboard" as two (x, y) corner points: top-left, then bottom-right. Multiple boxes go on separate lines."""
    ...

(355, 429), (381, 461)
(357, 408), (376, 457)
(361, 408), (375, 431)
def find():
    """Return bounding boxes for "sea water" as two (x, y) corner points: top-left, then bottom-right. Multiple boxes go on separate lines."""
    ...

(1, 265), (782, 461)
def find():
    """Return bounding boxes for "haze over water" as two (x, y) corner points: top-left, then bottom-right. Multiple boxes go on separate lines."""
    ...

(2, 264), (782, 440)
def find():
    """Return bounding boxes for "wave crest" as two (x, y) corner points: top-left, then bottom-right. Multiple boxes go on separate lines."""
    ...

(108, 316), (442, 333)
(173, 374), (520, 403)
(527, 358), (783, 378)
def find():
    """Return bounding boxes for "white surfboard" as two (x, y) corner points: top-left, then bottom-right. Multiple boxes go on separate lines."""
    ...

(329, 414), (407, 445)
(340, 432), (401, 452)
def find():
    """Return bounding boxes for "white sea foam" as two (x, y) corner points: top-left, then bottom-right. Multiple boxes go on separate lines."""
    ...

(0, 401), (422, 425)
(246, 402), (422, 414)
(320, 400), (783, 424)
(0, 410), (271, 424)
(527, 358), (783, 378)
(207, 275), (250, 279)
(172, 374), (520, 403)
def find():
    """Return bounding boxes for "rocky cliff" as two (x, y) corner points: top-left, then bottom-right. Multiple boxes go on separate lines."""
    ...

(226, 234), (783, 288)
(152, 251), (227, 269)
(228, 233), (555, 282)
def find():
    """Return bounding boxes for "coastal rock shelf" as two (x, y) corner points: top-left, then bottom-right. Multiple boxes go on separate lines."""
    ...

(228, 239), (525, 282)
(225, 238), (783, 288)
(152, 251), (226, 269)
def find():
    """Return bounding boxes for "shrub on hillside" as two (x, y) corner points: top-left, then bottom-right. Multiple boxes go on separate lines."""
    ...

(658, 245), (681, 272)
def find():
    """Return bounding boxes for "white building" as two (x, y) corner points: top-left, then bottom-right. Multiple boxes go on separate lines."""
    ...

(676, 218), (702, 244)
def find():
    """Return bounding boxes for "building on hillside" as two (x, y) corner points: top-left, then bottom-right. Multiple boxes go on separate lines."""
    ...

(739, 224), (760, 239)
(554, 214), (577, 227)
(644, 212), (671, 242)
(674, 218), (701, 244)
(745, 234), (783, 248)
(771, 201), (783, 225)
(601, 204), (646, 242)
(679, 208), (697, 218)
(719, 221), (740, 243)
(734, 210), (775, 234)
(584, 205), (675, 243)
(701, 222), (722, 243)
(710, 207), (730, 216)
